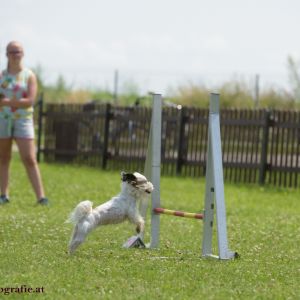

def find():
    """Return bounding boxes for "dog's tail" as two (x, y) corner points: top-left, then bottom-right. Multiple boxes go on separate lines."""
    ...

(67, 200), (93, 224)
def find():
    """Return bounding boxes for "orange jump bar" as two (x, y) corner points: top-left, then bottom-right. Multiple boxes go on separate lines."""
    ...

(153, 207), (203, 220)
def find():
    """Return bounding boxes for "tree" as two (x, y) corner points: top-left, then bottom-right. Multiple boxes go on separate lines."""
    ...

(32, 64), (45, 91)
(287, 55), (300, 102)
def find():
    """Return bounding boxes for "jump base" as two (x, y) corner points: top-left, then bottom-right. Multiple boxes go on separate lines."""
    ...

(123, 236), (146, 248)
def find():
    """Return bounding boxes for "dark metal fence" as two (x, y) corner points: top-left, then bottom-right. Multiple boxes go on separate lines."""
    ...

(36, 100), (300, 187)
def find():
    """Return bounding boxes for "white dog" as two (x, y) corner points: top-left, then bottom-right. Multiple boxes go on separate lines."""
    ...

(67, 172), (153, 254)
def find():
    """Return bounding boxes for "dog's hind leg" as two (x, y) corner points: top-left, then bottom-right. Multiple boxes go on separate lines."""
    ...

(69, 221), (91, 254)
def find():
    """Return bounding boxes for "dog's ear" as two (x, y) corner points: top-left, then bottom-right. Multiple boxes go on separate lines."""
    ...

(121, 172), (137, 183)
(133, 172), (148, 184)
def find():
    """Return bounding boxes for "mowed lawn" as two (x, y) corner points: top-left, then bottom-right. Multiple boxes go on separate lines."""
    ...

(0, 155), (299, 299)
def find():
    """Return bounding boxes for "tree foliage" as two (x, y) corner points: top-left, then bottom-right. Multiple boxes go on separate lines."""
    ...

(32, 57), (300, 109)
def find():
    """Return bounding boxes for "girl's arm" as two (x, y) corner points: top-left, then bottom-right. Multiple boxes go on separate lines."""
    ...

(1, 72), (37, 108)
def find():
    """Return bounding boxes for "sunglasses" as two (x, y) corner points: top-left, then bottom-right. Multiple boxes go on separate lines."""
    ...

(7, 50), (23, 55)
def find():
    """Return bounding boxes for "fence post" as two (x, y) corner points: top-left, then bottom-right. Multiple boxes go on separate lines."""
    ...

(102, 103), (111, 169)
(259, 110), (271, 185)
(176, 107), (187, 175)
(36, 92), (44, 163)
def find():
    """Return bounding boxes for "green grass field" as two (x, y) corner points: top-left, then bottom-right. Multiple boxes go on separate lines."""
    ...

(0, 156), (299, 299)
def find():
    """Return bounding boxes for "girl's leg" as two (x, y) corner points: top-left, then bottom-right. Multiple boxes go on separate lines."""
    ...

(15, 138), (45, 201)
(0, 138), (13, 197)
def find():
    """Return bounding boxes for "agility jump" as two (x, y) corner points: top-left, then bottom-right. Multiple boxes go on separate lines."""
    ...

(139, 93), (237, 260)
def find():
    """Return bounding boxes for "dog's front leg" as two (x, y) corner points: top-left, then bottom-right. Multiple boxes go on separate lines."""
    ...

(129, 213), (145, 237)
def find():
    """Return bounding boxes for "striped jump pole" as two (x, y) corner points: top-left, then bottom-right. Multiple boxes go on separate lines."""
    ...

(154, 208), (203, 220)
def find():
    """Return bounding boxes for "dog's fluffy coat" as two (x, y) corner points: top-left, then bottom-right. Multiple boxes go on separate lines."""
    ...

(67, 172), (153, 253)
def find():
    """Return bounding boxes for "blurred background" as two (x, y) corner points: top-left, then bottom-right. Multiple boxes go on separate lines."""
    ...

(1, 0), (300, 108)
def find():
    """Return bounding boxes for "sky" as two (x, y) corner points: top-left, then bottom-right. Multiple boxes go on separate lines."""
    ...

(1, 0), (300, 96)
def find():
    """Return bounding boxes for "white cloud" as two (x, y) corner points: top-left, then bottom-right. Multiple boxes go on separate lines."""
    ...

(203, 35), (229, 52)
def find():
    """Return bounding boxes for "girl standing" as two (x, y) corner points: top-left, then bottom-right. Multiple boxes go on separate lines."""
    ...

(0, 41), (48, 205)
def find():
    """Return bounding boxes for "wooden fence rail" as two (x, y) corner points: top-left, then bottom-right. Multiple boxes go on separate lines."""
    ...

(36, 101), (300, 188)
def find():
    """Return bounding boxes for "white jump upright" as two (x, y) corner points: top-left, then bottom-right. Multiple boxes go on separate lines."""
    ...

(201, 93), (236, 259)
(140, 93), (162, 248)
(141, 92), (236, 259)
